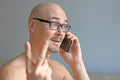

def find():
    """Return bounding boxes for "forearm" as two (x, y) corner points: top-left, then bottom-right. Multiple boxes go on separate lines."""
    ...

(70, 59), (90, 80)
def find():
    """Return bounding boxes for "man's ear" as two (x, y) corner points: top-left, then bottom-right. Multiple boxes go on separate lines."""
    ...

(28, 19), (36, 32)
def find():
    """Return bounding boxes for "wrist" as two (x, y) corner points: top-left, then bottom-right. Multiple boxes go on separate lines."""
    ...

(69, 56), (83, 67)
(70, 59), (90, 80)
(70, 59), (83, 70)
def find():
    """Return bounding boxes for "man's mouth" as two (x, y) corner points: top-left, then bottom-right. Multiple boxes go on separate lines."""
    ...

(51, 39), (61, 44)
(51, 37), (63, 45)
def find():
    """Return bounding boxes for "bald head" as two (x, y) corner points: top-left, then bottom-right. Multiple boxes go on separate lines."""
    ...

(29, 2), (67, 20)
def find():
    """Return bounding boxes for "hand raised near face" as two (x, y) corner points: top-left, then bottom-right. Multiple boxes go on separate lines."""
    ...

(25, 41), (52, 80)
(59, 32), (82, 66)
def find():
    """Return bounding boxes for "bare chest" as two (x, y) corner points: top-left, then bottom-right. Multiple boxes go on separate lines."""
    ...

(51, 68), (64, 80)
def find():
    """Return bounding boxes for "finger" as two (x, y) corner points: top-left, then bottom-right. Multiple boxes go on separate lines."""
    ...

(36, 59), (48, 71)
(25, 41), (32, 60)
(46, 67), (52, 80)
(66, 32), (78, 43)
(38, 41), (49, 63)
(34, 59), (49, 76)
(25, 41), (32, 74)
(43, 60), (49, 72)
(65, 32), (72, 38)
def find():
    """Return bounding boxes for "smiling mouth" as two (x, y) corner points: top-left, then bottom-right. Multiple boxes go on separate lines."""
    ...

(51, 37), (63, 44)
(52, 40), (61, 43)
(51, 38), (63, 45)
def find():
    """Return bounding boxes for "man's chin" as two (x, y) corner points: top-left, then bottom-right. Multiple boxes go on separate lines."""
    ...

(49, 47), (59, 53)
(51, 49), (59, 53)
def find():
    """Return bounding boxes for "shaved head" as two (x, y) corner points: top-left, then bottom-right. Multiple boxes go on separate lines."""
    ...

(29, 2), (67, 20)
(28, 2), (68, 54)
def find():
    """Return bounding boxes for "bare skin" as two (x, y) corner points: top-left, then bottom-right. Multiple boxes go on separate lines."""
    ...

(0, 2), (90, 80)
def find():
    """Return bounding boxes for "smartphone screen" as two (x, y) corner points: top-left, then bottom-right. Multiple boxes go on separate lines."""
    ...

(60, 36), (72, 52)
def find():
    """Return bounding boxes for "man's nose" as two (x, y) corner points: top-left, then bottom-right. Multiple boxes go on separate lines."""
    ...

(57, 26), (64, 32)
(55, 27), (64, 35)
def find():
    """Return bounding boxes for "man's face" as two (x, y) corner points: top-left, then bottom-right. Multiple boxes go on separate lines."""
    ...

(34, 17), (67, 53)
(30, 5), (68, 53)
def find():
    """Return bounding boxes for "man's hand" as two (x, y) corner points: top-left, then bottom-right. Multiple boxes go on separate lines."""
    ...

(60, 32), (90, 80)
(60, 32), (82, 66)
(25, 41), (52, 80)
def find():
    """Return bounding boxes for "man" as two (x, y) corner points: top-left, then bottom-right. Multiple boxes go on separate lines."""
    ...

(0, 2), (90, 80)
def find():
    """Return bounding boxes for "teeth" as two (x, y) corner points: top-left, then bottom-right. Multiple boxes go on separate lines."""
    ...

(51, 37), (63, 42)
(51, 39), (61, 42)
(53, 40), (60, 42)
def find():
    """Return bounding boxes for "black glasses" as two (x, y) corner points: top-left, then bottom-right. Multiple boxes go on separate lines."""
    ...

(33, 18), (71, 32)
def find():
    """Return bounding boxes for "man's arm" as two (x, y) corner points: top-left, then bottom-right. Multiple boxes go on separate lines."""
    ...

(70, 58), (90, 80)
(60, 32), (90, 80)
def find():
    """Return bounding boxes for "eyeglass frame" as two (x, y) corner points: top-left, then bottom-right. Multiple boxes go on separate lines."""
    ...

(32, 18), (71, 32)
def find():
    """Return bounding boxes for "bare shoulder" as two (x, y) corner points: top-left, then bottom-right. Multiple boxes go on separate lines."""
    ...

(49, 59), (65, 68)
(0, 53), (26, 80)
(49, 59), (68, 72)
(49, 59), (73, 80)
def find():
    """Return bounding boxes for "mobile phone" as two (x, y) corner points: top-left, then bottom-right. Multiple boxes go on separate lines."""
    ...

(60, 35), (72, 52)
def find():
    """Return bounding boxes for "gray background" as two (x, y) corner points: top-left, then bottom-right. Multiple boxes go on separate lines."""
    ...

(0, 0), (120, 73)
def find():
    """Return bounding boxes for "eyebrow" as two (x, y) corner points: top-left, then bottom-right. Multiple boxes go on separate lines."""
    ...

(50, 17), (68, 23)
